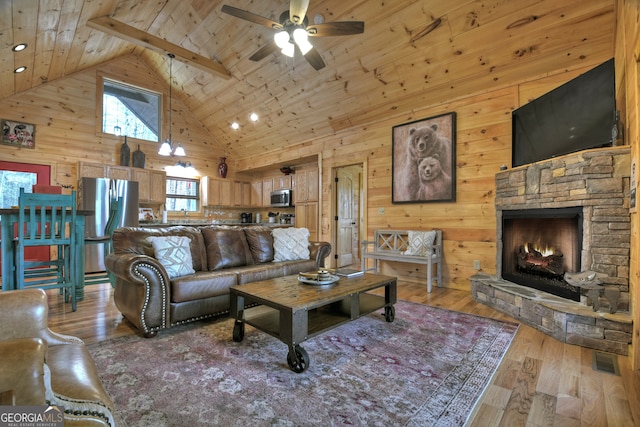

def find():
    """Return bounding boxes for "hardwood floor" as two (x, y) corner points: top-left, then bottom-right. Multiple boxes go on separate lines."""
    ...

(44, 280), (640, 426)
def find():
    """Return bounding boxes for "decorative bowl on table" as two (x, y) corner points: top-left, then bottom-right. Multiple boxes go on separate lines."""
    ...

(298, 269), (339, 285)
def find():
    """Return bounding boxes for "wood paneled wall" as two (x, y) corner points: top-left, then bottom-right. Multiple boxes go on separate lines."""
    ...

(238, 60), (614, 291)
(615, 0), (640, 371)
(0, 54), (229, 189)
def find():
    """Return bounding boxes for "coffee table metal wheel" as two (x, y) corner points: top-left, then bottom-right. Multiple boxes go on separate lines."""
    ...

(287, 345), (310, 373)
(233, 320), (245, 342)
(385, 306), (395, 322)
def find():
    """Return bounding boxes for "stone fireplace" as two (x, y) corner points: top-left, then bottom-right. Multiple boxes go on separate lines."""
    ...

(471, 147), (633, 355)
(501, 207), (583, 301)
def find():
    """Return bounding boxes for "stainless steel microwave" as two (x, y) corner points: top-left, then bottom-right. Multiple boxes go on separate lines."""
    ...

(270, 189), (292, 207)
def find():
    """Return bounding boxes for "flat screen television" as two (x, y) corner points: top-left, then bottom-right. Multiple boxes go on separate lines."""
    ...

(512, 58), (616, 168)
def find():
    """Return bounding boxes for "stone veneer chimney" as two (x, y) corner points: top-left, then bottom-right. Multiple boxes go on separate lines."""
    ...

(495, 147), (631, 302)
(470, 147), (633, 355)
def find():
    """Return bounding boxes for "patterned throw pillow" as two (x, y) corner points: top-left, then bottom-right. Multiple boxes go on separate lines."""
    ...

(403, 230), (437, 256)
(146, 235), (196, 279)
(272, 227), (310, 261)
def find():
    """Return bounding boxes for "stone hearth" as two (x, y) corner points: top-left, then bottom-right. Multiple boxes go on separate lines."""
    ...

(471, 273), (632, 355)
(471, 147), (633, 354)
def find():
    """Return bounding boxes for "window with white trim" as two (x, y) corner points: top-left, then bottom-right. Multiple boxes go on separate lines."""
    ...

(166, 177), (199, 212)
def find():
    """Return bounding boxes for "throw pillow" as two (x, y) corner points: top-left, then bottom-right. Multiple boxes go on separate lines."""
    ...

(272, 227), (310, 261)
(201, 227), (254, 270)
(244, 227), (275, 263)
(403, 230), (437, 256)
(146, 235), (196, 279)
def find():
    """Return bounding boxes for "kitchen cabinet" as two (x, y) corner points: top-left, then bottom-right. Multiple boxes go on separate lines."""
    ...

(79, 161), (165, 203)
(274, 175), (292, 190)
(78, 162), (107, 179)
(107, 166), (132, 180)
(202, 176), (232, 206)
(79, 162), (131, 180)
(148, 170), (167, 204)
(233, 181), (251, 206)
(132, 169), (166, 204)
(261, 178), (273, 207)
(293, 168), (318, 203)
(295, 201), (318, 241)
(250, 180), (262, 207)
(293, 167), (319, 240)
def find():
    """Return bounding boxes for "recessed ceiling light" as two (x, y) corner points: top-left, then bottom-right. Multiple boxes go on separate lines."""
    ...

(314, 14), (324, 24)
(14, 66), (27, 73)
(231, 122), (240, 130)
(12, 43), (27, 52)
(249, 112), (259, 122)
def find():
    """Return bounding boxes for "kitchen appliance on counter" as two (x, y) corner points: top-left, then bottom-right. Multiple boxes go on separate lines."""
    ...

(79, 177), (139, 273)
(280, 214), (295, 224)
(240, 212), (253, 223)
(270, 189), (292, 207)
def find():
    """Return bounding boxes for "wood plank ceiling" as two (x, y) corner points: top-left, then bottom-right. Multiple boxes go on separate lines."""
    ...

(0, 0), (615, 161)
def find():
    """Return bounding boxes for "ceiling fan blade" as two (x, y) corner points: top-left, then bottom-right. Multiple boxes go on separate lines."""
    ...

(307, 21), (365, 37)
(303, 46), (325, 70)
(249, 41), (279, 61)
(289, 0), (310, 24)
(221, 5), (283, 30)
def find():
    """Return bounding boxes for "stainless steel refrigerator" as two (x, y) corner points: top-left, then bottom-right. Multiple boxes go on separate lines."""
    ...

(79, 177), (139, 273)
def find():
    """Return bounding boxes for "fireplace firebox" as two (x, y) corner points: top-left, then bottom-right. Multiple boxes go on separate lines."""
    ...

(501, 207), (583, 301)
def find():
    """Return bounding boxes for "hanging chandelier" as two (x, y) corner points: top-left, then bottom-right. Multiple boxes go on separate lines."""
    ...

(158, 53), (186, 157)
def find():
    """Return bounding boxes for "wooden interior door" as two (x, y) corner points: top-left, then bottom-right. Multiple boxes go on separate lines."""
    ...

(335, 165), (362, 268)
(0, 161), (52, 265)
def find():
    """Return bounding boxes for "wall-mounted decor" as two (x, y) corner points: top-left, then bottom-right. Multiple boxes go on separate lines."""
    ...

(1, 119), (35, 149)
(392, 112), (456, 203)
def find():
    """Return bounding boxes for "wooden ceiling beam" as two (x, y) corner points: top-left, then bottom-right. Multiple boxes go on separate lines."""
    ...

(86, 15), (231, 80)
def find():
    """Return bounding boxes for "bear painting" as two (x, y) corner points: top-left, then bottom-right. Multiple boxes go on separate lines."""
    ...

(416, 155), (452, 200)
(392, 113), (456, 203)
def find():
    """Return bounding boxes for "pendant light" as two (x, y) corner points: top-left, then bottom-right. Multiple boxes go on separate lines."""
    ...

(159, 53), (186, 157)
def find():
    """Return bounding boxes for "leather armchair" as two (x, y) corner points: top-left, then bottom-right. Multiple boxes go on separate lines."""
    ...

(0, 289), (115, 427)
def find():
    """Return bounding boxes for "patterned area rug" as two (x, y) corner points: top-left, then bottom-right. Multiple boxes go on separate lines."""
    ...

(88, 301), (518, 427)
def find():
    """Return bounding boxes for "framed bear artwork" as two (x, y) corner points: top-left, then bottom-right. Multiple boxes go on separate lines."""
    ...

(392, 112), (456, 203)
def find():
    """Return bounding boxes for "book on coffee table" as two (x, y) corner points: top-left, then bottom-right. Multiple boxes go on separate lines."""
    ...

(334, 268), (364, 278)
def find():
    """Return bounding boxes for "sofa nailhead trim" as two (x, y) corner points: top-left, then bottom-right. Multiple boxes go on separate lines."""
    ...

(134, 263), (168, 334)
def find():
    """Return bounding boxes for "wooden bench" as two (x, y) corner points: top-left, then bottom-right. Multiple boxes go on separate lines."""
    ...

(361, 229), (443, 292)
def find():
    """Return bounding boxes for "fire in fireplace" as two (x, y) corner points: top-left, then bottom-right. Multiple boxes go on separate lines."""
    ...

(501, 207), (583, 301)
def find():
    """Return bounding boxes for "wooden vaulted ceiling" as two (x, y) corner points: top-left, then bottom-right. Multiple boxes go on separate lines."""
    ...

(0, 0), (615, 161)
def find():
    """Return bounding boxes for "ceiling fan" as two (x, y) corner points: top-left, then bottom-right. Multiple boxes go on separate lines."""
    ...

(221, 1), (364, 70)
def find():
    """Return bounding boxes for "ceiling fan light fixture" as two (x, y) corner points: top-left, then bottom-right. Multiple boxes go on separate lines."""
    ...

(274, 31), (290, 49)
(293, 28), (313, 54)
(281, 42), (295, 58)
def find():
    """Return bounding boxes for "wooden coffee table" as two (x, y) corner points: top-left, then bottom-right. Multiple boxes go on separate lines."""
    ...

(229, 273), (397, 372)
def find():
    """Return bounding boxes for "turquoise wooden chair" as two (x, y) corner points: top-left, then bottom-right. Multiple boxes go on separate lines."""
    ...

(83, 197), (123, 287)
(14, 188), (78, 311)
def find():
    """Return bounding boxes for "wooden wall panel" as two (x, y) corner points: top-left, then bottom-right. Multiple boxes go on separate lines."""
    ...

(0, 54), (228, 190)
(615, 0), (639, 371)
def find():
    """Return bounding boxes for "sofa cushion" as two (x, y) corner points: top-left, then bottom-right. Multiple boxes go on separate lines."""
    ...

(272, 227), (310, 261)
(244, 227), (274, 263)
(113, 226), (207, 272)
(202, 227), (254, 270)
(171, 271), (238, 302)
(146, 235), (196, 279)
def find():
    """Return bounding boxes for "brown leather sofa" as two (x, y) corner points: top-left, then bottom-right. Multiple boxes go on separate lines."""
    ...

(0, 289), (115, 426)
(105, 225), (331, 338)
